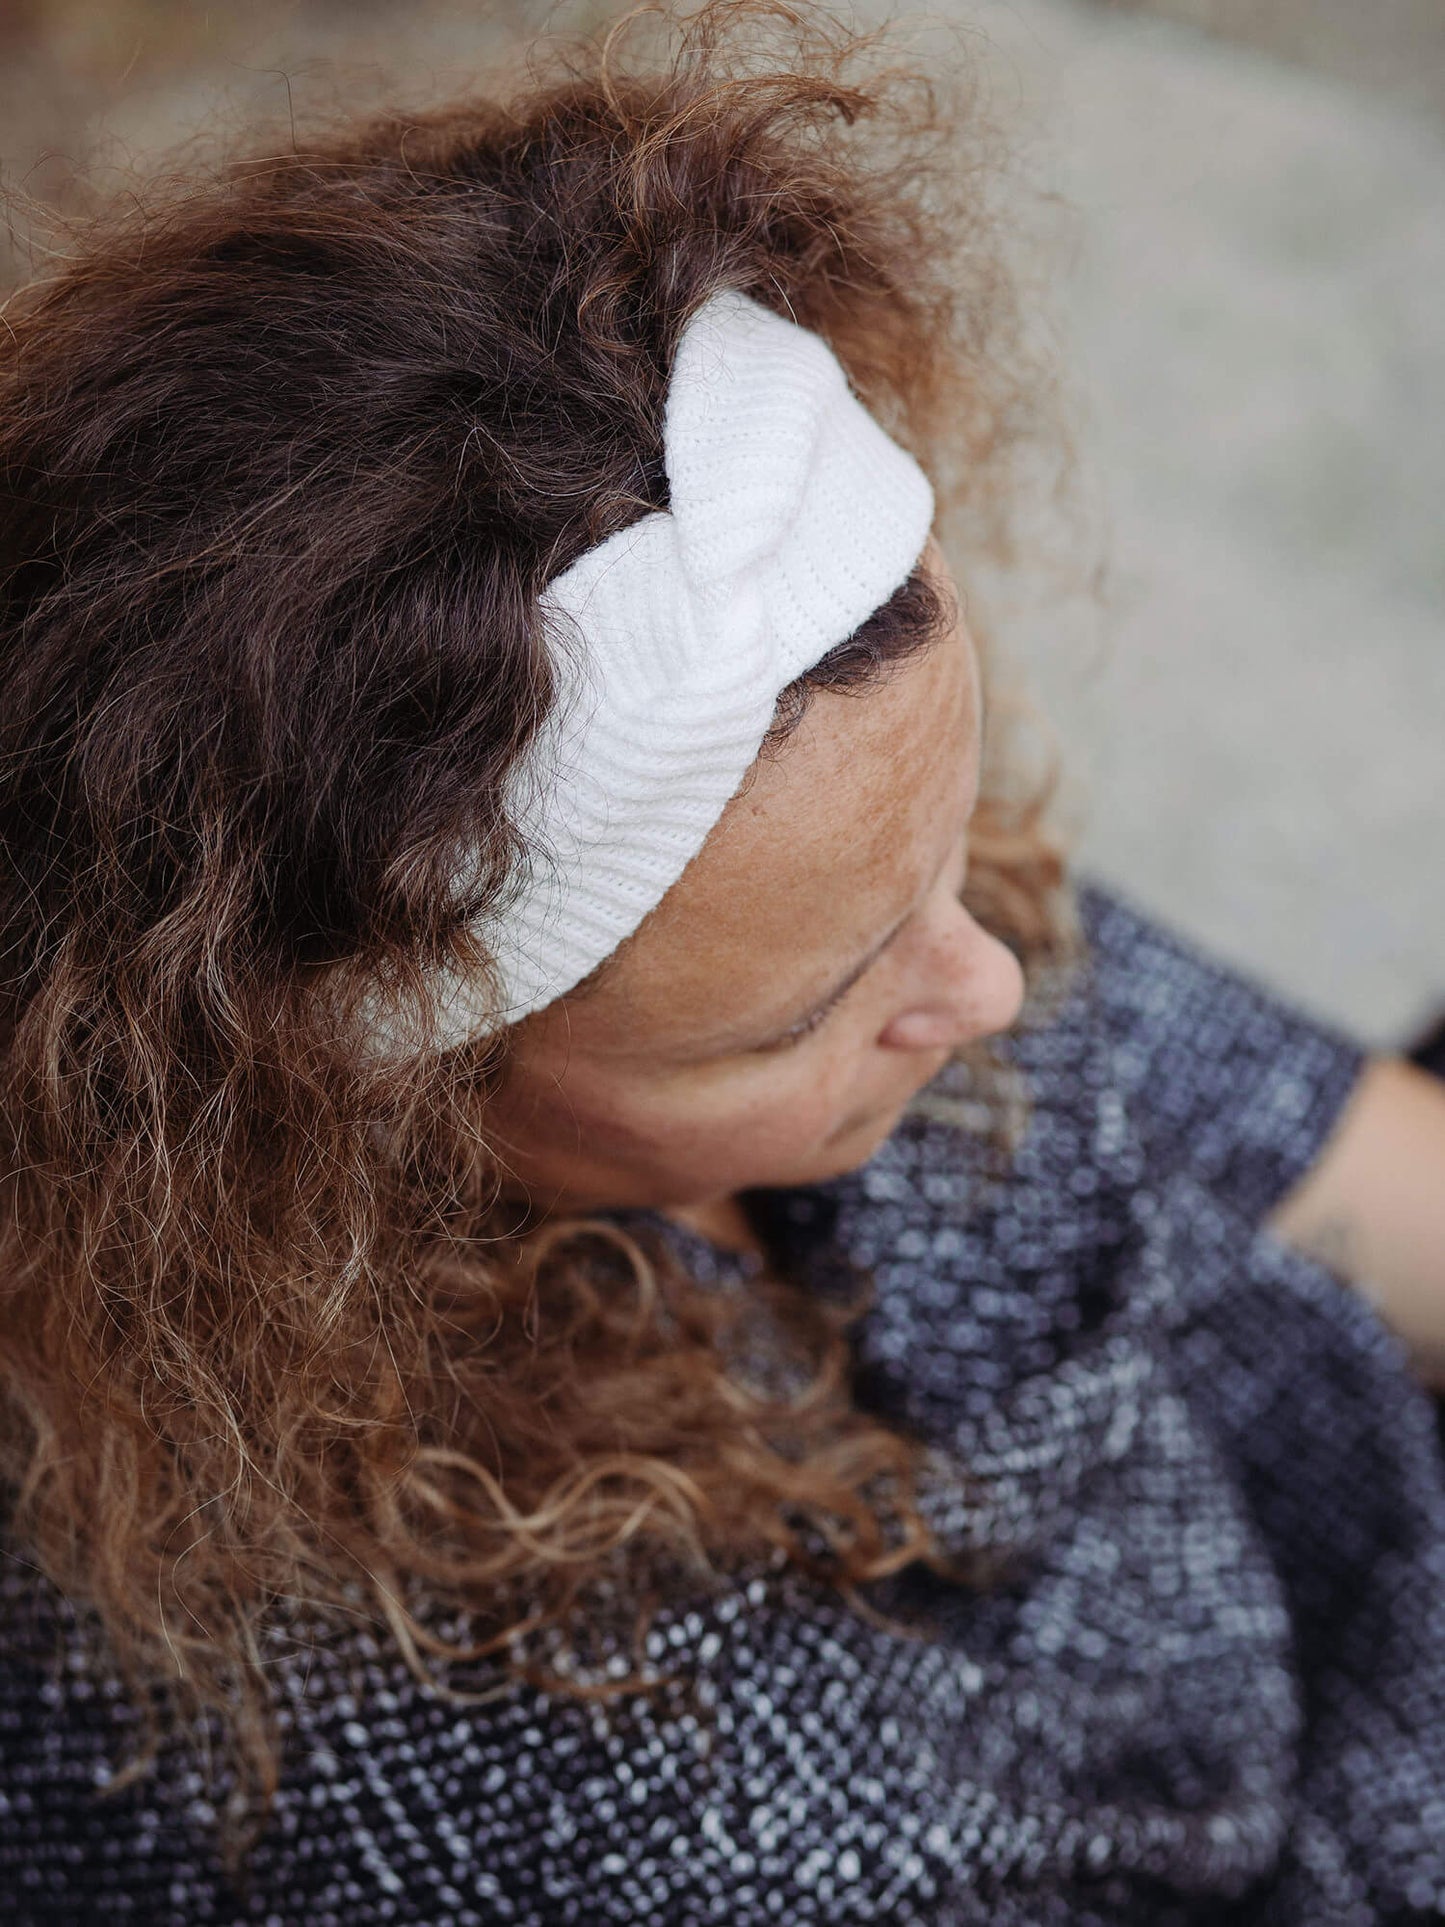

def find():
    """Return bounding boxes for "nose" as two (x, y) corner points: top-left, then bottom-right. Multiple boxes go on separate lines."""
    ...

(877, 905), (1026, 1053)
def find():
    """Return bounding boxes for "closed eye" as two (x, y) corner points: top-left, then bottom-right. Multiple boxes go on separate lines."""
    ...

(750, 832), (972, 1056)
(755, 983), (853, 1052)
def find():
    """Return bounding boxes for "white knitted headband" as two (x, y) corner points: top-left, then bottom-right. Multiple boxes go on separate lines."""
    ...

(420, 287), (935, 1049)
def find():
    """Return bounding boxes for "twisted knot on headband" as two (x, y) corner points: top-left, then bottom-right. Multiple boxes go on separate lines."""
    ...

(411, 287), (936, 1049)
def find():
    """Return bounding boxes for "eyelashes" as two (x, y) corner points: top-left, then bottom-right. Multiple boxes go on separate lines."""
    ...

(765, 992), (847, 1052)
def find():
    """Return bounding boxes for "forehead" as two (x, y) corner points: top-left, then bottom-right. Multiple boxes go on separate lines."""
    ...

(529, 553), (979, 1059)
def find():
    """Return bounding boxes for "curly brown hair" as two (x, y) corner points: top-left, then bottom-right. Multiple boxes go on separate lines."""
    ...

(0, 0), (1086, 1831)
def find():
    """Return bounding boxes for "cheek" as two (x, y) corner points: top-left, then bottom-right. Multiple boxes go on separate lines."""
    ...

(497, 1035), (877, 1204)
(638, 1063), (851, 1168)
(582, 1049), (863, 1186)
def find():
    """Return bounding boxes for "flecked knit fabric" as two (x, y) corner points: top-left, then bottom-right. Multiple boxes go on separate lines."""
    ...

(6, 873), (1445, 1924)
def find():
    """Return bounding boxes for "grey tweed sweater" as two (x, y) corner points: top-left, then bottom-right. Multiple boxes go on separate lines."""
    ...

(5, 875), (1445, 1924)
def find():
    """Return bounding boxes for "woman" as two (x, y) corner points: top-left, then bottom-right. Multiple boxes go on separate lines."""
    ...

(3, 4), (1445, 1921)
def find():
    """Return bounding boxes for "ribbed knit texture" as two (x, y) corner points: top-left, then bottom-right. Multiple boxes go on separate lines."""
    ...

(429, 289), (935, 1041)
(8, 874), (1445, 1923)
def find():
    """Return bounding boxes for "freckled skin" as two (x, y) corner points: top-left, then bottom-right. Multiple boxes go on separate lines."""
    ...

(486, 537), (1026, 1240)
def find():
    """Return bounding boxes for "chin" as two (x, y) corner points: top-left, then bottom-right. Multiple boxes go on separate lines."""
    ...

(820, 1100), (906, 1168)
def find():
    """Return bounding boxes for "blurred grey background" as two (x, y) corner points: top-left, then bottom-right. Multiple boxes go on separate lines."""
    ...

(2, 0), (1441, 1051)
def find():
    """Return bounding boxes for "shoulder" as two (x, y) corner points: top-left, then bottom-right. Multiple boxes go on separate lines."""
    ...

(1021, 873), (1371, 1223)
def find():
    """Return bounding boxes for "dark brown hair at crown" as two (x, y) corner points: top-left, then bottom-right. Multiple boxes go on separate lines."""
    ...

(0, 0), (1083, 1852)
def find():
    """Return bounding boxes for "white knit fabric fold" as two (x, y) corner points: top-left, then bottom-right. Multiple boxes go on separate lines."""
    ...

(425, 287), (935, 1047)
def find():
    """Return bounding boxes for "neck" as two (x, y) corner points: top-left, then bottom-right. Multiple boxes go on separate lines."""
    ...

(662, 1193), (765, 1259)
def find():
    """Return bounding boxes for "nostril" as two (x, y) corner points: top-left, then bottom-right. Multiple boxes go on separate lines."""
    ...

(883, 1008), (969, 1051)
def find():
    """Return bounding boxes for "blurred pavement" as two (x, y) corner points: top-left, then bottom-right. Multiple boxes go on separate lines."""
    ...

(874, 0), (1445, 1050)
